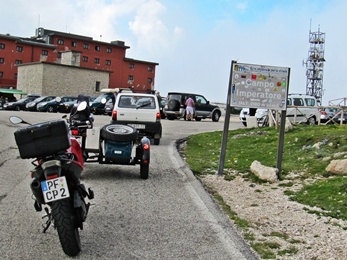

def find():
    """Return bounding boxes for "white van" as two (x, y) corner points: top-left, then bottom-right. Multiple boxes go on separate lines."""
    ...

(286, 94), (319, 125)
(239, 93), (320, 126)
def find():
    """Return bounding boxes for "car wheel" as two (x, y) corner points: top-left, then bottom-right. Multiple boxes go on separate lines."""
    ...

(212, 111), (221, 122)
(307, 117), (316, 125)
(167, 115), (176, 120)
(167, 99), (180, 111)
(100, 124), (137, 142)
(14, 106), (20, 111)
(47, 106), (55, 113)
(154, 138), (160, 145)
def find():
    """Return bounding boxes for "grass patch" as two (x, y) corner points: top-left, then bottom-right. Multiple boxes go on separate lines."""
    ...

(184, 124), (347, 221)
(289, 176), (347, 220)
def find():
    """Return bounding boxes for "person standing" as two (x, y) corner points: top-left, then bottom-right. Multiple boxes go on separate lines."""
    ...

(185, 95), (195, 121)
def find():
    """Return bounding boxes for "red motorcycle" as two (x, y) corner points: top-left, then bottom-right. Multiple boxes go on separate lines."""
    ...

(10, 101), (94, 257)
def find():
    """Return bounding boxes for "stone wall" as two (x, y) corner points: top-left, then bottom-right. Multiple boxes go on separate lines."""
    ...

(17, 62), (109, 97)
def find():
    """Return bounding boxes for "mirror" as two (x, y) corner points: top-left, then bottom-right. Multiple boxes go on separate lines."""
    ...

(77, 101), (87, 111)
(9, 116), (23, 124)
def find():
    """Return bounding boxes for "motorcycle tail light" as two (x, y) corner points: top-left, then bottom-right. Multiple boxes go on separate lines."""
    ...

(143, 143), (150, 150)
(42, 160), (61, 179)
(71, 129), (79, 136)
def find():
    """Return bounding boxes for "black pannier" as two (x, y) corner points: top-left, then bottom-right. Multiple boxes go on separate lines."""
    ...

(14, 119), (71, 159)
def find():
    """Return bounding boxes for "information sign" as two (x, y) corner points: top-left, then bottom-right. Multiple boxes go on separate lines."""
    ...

(231, 63), (290, 110)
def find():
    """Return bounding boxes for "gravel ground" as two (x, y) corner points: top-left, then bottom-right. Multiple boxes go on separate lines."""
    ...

(200, 174), (347, 259)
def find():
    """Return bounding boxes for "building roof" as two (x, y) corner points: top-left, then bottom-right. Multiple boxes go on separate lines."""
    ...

(124, 57), (159, 66)
(36, 27), (130, 49)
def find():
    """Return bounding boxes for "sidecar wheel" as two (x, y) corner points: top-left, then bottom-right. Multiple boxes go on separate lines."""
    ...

(52, 199), (81, 256)
(140, 163), (149, 179)
(101, 124), (137, 142)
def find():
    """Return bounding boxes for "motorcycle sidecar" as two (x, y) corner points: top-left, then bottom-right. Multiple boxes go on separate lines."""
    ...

(85, 124), (150, 179)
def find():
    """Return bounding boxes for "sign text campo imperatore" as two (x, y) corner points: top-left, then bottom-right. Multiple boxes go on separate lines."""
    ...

(231, 63), (290, 110)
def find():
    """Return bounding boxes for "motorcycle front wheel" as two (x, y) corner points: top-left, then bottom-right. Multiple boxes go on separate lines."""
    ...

(52, 198), (81, 256)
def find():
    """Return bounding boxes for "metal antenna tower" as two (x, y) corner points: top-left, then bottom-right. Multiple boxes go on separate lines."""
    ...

(303, 25), (326, 105)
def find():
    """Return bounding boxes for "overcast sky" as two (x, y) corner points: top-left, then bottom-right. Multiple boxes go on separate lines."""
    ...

(1, 0), (346, 105)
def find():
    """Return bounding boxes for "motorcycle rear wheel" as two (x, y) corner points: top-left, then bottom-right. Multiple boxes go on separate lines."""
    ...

(52, 198), (81, 256)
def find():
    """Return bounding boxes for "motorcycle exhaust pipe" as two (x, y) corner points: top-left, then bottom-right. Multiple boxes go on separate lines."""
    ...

(30, 178), (45, 205)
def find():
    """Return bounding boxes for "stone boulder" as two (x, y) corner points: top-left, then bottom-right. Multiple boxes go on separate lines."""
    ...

(326, 159), (347, 175)
(250, 160), (278, 183)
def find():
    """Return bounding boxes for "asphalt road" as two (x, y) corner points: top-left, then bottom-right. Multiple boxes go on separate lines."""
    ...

(0, 110), (258, 260)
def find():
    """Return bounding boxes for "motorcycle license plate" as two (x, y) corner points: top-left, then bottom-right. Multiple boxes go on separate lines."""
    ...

(41, 177), (70, 203)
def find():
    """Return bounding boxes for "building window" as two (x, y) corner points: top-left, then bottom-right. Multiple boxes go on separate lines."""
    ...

(94, 58), (100, 64)
(129, 63), (134, 69)
(106, 47), (112, 53)
(128, 75), (134, 80)
(95, 81), (100, 92)
(147, 78), (153, 83)
(82, 56), (88, 62)
(42, 50), (48, 56)
(71, 41), (77, 47)
(15, 60), (22, 64)
(0, 43), (5, 49)
(0, 58), (4, 64)
(106, 60), (111, 66)
(148, 66), (153, 72)
(95, 46), (100, 51)
(57, 39), (64, 45)
(83, 43), (89, 49)
(14, 73), (18, 79)
(16, 46), (23, 52)
(57, 52), (62, 59)
(0, 71), (3, 78)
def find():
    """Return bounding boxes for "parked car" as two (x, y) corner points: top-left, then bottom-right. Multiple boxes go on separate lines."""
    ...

(239, 94), (320, 126)
(37, 96), (77, 112)
(332, 109), (347, 124)
(90, 91), (116, 115)
(239, 108), (269, 127)
(319, 106), (340, 123)
(163, 92), (221, 122)
(3, 94), (40, 111)
(111, 92), (162, 145)
(57, 96), (96, 113)
(26, 96), (56, 111)
(104, 99), (114, 115)
(286, 94), (319, 125)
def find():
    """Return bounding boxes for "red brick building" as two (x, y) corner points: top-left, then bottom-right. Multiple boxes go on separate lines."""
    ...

(0, 27), (158, 93)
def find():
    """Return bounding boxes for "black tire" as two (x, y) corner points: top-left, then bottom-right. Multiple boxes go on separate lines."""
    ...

(167, 115), (176, 120)
(101, 124), (137, 142)
(47, 105), (55, 113)
(14, 106), (20, 111)
(52, 199), (81, 257)
(167, 99), (180, 111)
(154, 138), (160, 145)
(307, 117), (316, 125)
(212, 111), (221, 122)
(140, 164), (149, 179)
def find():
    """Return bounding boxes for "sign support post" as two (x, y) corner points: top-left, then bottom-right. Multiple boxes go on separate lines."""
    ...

(217, 60), (235, 176)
